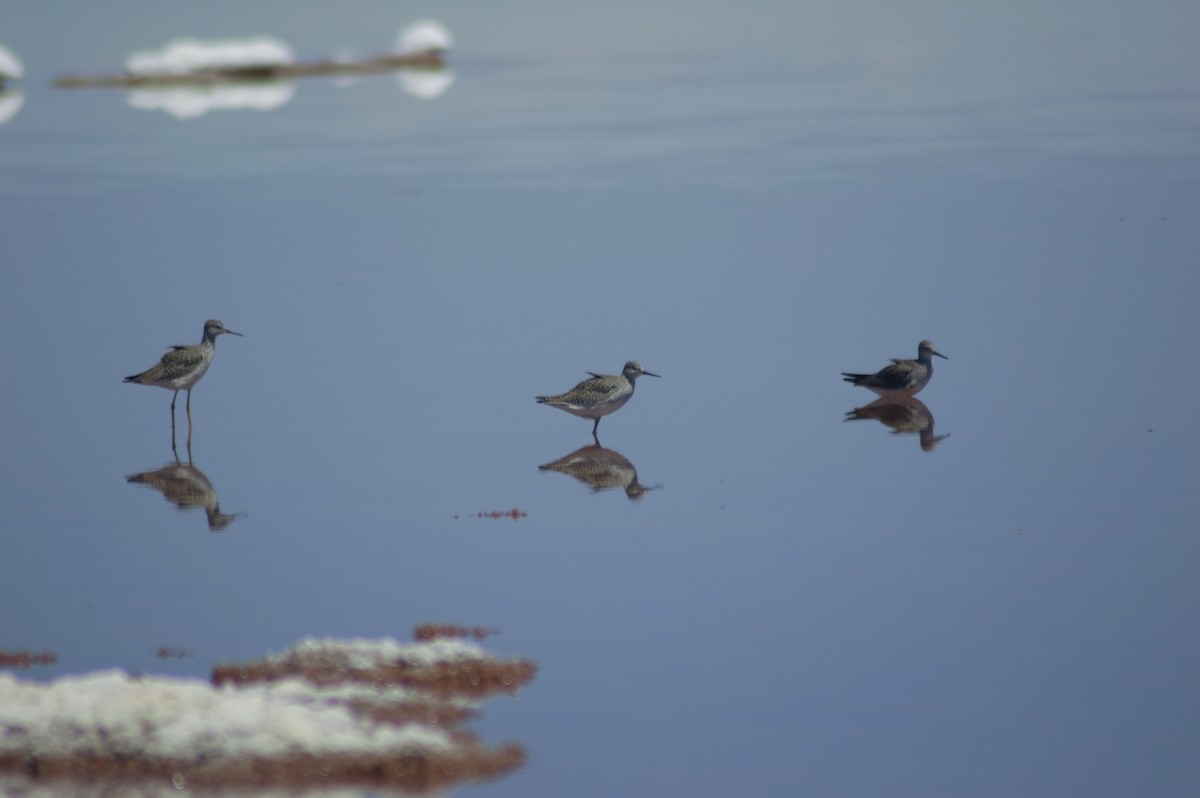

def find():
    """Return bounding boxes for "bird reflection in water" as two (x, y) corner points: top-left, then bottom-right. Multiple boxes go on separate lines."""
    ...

(538, 441), (659, 500)
(844, 396), (948, 452)
(126, 443), (245, 531)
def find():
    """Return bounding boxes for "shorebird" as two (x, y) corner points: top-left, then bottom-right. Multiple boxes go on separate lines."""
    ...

(124, 319), (242, 428)
(842, 340), (947, 397)
(536, 360), (659, 436)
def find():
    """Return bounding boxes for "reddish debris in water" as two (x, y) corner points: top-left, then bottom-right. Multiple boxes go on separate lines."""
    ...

(475, 508), (527, 520)
(0, 650), (57, 669)
(0, 745), (527, 793)
(155, 646), (191, 659)
(414, 623), (496, 641)
(212, 644), (535, 700)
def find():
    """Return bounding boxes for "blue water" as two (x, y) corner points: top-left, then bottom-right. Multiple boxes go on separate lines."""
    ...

(2, 2), (1199, 796)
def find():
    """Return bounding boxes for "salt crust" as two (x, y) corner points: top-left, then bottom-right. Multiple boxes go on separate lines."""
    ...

(126, 37), (295, 76)
(0, 45), (22, 79)
(0, 638), (492, 760)
(0, 670), (452, 760)
(278, 636), (485, 669)
(396, 20), (454, 55)
(0, 774), (444, 798)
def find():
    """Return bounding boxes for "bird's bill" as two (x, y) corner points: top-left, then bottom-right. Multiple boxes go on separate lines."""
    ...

(933, 351), (948, 360)
(643, 370), (661, 378)
(224, 328), (244, 337)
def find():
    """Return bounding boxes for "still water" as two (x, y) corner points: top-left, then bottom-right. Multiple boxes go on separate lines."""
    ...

(1, 1), (1199, 795)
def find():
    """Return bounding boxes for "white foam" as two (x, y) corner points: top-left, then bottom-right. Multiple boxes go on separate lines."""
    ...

(0, 44), (22, 80)
(125, 37), (295, 76)
(0, 92), (23, 126)
(0, 636), (512, 761)
(127, 83), (295, 118)
(397, 69), (456, 100)
(0, 669), (455, 761)
(278, 635), (486, 668)
(396, 20), (454, 55)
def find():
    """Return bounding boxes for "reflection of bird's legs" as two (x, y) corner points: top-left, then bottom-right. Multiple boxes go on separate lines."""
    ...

(171, 422), (178, 457)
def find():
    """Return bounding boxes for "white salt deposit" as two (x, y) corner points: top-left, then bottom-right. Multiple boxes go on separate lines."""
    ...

(0, 774), (429, 798)
(0, 45), (22, 80)
(0, 637), (510, 760)
(397, 70), (456, 100)
(278, 635), (486, 669)
(127, 83), (295, 118)
(0, 669), (455, 761)
(396, 20), (454, 55)
(125, 36), (295, 76)
(0, 93), (23, 126)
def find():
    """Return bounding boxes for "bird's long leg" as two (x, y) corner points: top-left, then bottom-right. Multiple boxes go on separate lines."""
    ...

(592, 418), (600, 436)
(186, 390), (194, 448)
(170, 390), (178, 431)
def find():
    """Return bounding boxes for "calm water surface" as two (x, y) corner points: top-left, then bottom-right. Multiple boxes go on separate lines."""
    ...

(2, 2), (1199, 796)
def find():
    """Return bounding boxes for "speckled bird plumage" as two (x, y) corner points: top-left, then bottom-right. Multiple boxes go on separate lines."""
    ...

(124, 319), (242, 427)
(538, 442), (647, 498)
(536, 360), (659, 435)
(842, 340), (947, 397)
(126, 460), (244, 531)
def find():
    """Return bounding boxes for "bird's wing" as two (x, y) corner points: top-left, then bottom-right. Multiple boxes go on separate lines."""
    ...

(160, 346), (206, 369)
(571, 376), (621, 397)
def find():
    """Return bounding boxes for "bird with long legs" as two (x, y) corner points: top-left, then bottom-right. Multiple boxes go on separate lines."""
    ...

(124, 319), (242, 440)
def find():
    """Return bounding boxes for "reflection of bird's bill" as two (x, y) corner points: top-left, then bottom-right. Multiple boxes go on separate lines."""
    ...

(919, 431), (950, 452)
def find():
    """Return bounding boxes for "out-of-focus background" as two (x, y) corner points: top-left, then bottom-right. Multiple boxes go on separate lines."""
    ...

(2, 2), (1198, 795)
